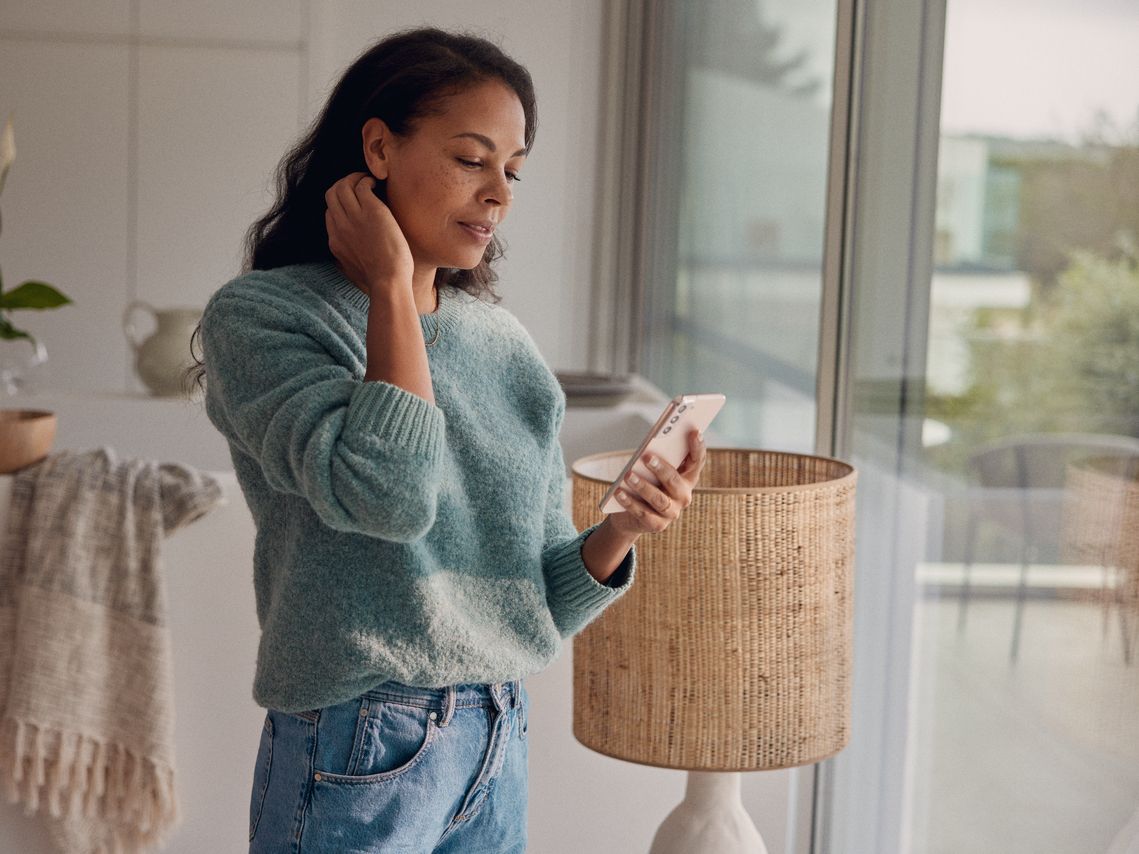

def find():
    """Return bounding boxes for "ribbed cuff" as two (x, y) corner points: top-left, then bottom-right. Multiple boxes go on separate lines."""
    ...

(544, 522), (637, 613)
(345, 380), (446, 459)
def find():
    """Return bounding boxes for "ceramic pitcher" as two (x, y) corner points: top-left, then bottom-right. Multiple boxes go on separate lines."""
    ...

(122, 301), (202, 396)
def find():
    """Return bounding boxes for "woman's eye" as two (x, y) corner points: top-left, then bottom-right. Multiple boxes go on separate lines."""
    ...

(458, 157), (521, 183)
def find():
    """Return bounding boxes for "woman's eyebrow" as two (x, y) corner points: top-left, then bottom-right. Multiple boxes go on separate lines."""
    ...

(450, 132), (527, 158)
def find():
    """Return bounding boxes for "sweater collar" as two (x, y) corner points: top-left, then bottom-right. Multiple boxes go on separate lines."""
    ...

(311, 262), (467, 343)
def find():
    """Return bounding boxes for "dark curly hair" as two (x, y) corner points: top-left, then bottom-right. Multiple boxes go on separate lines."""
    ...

(186, 26), (538, 394)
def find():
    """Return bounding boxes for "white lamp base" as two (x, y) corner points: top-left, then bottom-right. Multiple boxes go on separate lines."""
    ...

(648, 771), (769, 854)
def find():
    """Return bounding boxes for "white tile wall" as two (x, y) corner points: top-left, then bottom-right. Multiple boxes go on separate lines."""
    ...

(0, 16), (617, 538)
(0, 0), (130, 36)
(0, 39), (131, 393)
(134, 43), (300, 332)
(1, 6), (305, 396)
(3, 1), (603, 396)
(138, 0), (304, 45)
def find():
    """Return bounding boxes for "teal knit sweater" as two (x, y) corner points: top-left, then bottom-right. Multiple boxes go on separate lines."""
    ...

(200, 263), (635, 713)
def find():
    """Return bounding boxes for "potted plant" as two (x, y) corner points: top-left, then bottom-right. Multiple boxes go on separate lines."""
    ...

(0, 114), (73, 472)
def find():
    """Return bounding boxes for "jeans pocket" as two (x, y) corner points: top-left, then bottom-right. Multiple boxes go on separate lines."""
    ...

(315, 699), (439, 785)
(248, 714), (274, 842)
(286, 709), (320, 724)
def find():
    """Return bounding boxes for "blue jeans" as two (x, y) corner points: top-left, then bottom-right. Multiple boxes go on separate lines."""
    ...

(248, 680), (529, 853)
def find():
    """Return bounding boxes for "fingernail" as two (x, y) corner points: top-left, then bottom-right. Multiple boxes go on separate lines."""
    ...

(648, 456), (660, 469)
(617, 490), (629, 503)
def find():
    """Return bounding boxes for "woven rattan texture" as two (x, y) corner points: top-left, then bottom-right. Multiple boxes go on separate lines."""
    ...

(1062, 457), (1139, 608)
(571, 448), (857, 771)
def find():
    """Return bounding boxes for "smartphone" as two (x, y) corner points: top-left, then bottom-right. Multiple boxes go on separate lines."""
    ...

(598, 393), (726, 514)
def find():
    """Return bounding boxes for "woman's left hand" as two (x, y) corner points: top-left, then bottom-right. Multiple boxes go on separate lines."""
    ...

(580, 429), (708, 585)
(605, 429), (707, 536)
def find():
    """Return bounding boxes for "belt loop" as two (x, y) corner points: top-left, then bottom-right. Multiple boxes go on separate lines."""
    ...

(440, 685), (456, 727)
(511, 679), (521, 709)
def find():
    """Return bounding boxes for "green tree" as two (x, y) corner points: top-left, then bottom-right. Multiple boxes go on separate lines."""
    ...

(925, 250), (1139, 474)
(926, 114), (1139, 474)
(1039, 251), (1139, 436)
(685, 0), (822, 98)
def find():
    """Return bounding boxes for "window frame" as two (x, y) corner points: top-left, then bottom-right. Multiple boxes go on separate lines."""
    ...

(593, 1), (952, 851)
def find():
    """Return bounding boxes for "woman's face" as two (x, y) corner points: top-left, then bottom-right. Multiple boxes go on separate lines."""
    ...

(370, 80), (528, 273)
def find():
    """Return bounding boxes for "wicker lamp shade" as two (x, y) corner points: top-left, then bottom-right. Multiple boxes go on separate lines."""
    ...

(571, 447), (857, 772)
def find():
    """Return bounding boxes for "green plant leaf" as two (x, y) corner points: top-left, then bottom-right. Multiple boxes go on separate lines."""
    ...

(0, 316), (32, 341)
(0, 281), (72, 310)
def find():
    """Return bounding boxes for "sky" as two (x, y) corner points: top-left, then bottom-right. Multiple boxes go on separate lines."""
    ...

(940, 0), (1139, 142)
(762, 0), (1139, 144)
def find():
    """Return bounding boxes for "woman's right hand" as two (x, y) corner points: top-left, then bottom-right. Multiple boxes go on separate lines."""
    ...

(324, 172), (415, 297)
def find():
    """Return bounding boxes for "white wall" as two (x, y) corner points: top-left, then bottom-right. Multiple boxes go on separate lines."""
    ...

(0, 0), (596, 400)
(0, 2), (304, 395)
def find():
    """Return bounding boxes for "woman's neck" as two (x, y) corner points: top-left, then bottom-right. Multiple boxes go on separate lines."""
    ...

(411, 264), (439, 314)
(339, 262), (437, 314)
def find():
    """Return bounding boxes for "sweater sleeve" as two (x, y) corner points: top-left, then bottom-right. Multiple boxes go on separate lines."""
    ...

(540, 410), (636, 639)
(201, 287), (445, 542)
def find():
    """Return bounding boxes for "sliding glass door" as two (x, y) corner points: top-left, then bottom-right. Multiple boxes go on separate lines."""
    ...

(628, 1), (1137, 850)
(831, 0), (1139, 851)
(637, 0), (839, 456)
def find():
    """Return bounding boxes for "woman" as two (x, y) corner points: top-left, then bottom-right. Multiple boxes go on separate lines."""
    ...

(192, 26), (707, 853)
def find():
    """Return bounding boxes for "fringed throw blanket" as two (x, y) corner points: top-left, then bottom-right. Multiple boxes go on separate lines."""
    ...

(0, 447), (223, 853)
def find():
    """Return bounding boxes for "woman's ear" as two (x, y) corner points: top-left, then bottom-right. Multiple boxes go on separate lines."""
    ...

(361, 117), (393, 181)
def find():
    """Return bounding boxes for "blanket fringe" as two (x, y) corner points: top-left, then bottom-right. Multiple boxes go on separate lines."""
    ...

(0, 717), (179, 852)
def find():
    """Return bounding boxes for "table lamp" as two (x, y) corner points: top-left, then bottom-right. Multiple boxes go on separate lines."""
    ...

(571, 447), (857, 854)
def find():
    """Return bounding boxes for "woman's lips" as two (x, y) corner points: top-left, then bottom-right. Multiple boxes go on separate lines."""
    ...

(459, 222), (495, 243)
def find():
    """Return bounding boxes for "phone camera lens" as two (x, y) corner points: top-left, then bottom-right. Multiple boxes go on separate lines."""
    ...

(678, 405), (687, 413)
(663, 426), (672, 434)
(669, 415), (680, 424)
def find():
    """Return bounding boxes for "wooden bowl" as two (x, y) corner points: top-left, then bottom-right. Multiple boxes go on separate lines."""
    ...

(0, 409), (57, 474)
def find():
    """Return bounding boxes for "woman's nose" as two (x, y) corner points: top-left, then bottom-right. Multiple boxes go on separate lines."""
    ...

(482, 172), (513, 207)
